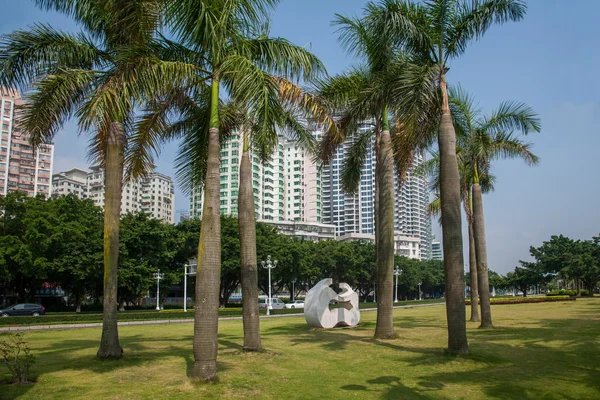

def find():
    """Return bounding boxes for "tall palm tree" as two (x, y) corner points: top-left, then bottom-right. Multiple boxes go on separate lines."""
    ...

(317, 11), (428, 339)
(367, 0), (527, 354)
(159, 1), (324, 379)
(450, 88), (540, 328)
(0, 0), (194, 359)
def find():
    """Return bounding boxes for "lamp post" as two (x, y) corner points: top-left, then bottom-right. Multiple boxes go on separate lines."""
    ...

(394, 268), (402, 303)
(153, 269), (165, 311)
(261, 255), (277, 316)
(183, 258), (197, 312)
(291, 279), (296, 301)
(418, 281), (422, 301)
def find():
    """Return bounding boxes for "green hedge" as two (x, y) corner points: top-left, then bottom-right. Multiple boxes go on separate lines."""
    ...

(0, 308), (245, 327)
(466, 296), (574, 305)
(547, 290), (577, 297)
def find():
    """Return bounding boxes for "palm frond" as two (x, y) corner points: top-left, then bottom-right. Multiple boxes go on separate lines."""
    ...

(479, 100), (541, 135)
(234, 36), (326, 82)
(0, 24), (107, 91)
(446, 0), (527, 59)
(19, 68), (97, 148)
(341, 130), (374, 195)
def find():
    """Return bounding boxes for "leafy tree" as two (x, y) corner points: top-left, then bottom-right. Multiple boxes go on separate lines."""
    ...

(368, 0), (527, 353)
(0, 0), (192, 358)
(118, 213), (180, 308)
(506, 261), (546, 297)
(530, 235), (600, 296)
(45, 195), (103, 312)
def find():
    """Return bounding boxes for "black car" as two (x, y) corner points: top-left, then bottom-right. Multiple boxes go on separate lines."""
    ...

(0, 303), (46, 317)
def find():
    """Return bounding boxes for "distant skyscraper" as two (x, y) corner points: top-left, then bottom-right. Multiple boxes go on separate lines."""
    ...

(1, 88), (54, 198)
(53, 166), (175, 224)
(190, 134), (324, 223)
(190, 133), (286, 221)
(431, 238), (443, 260)
(317, 121), (431, 259)
(319, 121), (375, 237)
(394, 152), (432, 259)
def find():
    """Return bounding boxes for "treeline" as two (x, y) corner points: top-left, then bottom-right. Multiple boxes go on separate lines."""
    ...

(464, 235), (600, 296)
(0, 193), (445, 309)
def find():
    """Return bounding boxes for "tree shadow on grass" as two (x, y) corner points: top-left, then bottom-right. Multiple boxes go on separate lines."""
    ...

(341, 375), (434, 400)
(0, 331), (244, 398)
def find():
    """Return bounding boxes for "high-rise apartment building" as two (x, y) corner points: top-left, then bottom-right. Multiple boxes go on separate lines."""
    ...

(319, 122), (376, 237)
(1, 88), (54, 198)
(431, 238), (443, 260)
(190, 134), (323, 223)
(52, 168), (89, 199)
(190, 132), (285, 221)
(189, 133), (332, 239)
(394, 152), (432, 259)
(318, 121), (431, 259)
(53, 166), (175, 224)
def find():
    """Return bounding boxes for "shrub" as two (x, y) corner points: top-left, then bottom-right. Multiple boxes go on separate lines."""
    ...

(466, 296), (574, 305)
(0, 333), (35, 384)
(547, 290), (577, 297)
(579, 290), (590, 296)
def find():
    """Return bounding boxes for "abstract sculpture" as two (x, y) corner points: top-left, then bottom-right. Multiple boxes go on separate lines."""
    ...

(304, 278), (360, 328)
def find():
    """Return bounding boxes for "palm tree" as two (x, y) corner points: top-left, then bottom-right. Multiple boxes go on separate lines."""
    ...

(317, 11), (423, 339)
(0, 0), (194, 359)
(160, 1), (324, 380)
(450, 89), (540, 328)
(367, 0), (527, 354)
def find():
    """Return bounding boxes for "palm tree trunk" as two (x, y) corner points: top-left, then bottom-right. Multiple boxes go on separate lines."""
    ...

(472, 182), (493, 328)
(464, 193), (479, 323)
(468, 219), (479, 322)
(97, 122), (124, 359)
(239, 131), (261, 351)
(192, 78), (222, 381)
(438, 75), (468, 354)
(375, 110), (395, 339)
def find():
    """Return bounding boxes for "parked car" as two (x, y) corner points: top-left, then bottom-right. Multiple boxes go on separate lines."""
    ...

(0, 303), (46, 317)
(285, 300), (305, 309)
(258, 298), (285, 310)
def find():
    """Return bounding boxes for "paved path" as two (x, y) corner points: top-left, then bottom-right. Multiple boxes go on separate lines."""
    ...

(0, 302), (444, 333)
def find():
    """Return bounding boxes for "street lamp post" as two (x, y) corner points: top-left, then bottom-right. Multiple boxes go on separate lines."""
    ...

(183, 258), (197, 312)
(291, 279), (296, 301)
(394, 268), (402, 303)
(418, 281), (422, 301)
(153, 269), (165, 311)
(261, 255), (277, 316)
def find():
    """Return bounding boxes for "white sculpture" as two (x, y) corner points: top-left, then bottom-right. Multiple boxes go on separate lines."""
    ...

(304, 278), (360, 328)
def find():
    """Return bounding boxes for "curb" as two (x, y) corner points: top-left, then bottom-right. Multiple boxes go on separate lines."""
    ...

(0, 302), (444, 333)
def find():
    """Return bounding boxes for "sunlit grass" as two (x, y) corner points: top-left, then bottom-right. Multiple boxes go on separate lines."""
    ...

(1, 298), (599, 399)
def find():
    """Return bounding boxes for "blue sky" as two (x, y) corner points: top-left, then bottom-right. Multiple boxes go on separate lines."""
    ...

(1, 0), (599, 274)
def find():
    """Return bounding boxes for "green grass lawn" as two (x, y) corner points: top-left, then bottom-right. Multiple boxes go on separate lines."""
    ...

(1, 298), (599, 399)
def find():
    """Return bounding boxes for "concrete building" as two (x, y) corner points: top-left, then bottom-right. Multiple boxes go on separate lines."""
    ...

(1, 88), (54, 198)
(431, 238), (442, 260)
(336, 232), (421, 260)
(319, 121), (376, 237)
(394, 152), (432, 259)
(318, 120), (431, 259)
(264, 220), (335, 241)
(282, 137), (323, 223)
(190, 133), (286, 221)
(53, 166), (175, 224)
(52, 168), (89, 199)
(190, 134), (324, 226)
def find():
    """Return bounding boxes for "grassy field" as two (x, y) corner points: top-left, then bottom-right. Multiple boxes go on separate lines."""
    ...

(1, 299), (599, 399)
